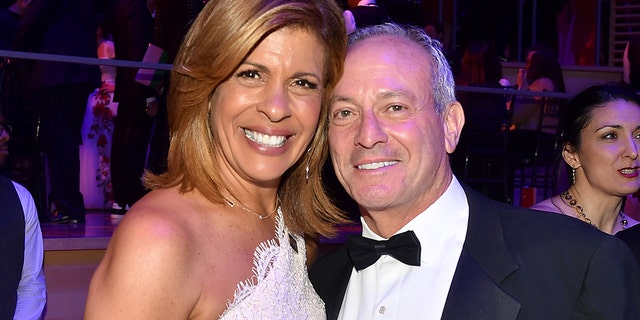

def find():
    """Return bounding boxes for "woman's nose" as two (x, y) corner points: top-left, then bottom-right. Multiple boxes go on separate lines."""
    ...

(625, 136), (639, 160)
(258, 86), (291, 122)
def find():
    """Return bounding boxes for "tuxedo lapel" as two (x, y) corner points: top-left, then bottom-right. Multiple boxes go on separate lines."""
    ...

(441, 187), (521, 319)
(442, 251), (520, 319)
(309, 246), (353, 320)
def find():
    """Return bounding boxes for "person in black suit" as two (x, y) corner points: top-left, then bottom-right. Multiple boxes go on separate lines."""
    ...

(618, 224), (640, 266)
(104, 0), (158, 216)
(13, 0), (101, 223)
(0, 174), (46, 319)
(142, 0), (204, 177)
(310, 23), (640, 319)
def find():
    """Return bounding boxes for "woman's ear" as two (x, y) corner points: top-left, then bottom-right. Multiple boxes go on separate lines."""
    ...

(562, 143), (580, 169)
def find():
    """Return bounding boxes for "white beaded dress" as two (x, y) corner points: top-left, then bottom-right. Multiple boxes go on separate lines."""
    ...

(219, 208), (326, 320)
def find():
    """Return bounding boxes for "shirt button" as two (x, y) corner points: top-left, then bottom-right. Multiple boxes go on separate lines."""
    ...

(378, 306), (387, 314)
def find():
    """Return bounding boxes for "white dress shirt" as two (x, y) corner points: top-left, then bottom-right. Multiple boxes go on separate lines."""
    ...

(338, 177), (469, 320)
(13, 181), (47, 320)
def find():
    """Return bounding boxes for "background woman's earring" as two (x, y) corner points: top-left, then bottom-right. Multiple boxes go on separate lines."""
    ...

(571, 167), (576, 185)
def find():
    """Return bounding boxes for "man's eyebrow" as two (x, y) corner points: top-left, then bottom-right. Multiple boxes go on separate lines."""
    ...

(377, 89), (413, 100)
(331, 89), (412, 103)
(330, 95), (353, 104)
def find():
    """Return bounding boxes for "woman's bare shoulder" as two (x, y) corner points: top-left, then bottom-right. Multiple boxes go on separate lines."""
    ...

(87, 189), (241, 319)
(86, 187), (216, 319)
(115, 188), (193, 247)
(530, 195), (562, 214)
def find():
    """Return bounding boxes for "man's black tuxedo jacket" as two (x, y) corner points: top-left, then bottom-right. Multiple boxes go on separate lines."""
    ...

(310, 186), (640, 319)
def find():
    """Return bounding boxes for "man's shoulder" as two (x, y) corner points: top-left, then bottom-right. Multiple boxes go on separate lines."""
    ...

(490, 197), (609, 244)
(463, 186), (612, 252)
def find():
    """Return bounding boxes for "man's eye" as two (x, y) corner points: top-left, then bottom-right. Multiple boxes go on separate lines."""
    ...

(330, 109), (355, 126)
(335, 110), (352, 118)
(389, 105), (405, 112)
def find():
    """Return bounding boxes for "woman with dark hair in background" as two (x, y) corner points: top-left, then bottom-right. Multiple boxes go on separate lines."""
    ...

(511, 44), (566, 130)
(451, 39), (512, 202)
(531, 83), (640, 235)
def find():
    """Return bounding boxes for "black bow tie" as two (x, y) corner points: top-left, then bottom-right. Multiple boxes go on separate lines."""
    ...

(346, 230), (421, 271)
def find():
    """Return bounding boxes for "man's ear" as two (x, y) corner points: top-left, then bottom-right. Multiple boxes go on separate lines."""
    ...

(443, 101), (465, 154)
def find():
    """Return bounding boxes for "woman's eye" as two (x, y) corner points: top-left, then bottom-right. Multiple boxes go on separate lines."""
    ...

(237, 70), (260, 79)
(294, 79), (318, 90)
(602, 132), (617, 140)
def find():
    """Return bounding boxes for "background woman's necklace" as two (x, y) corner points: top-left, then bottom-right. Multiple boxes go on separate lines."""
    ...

(561, 191), (628, 230)
(222, 195), (279, 220)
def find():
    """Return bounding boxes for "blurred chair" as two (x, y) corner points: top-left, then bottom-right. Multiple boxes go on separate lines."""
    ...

(452, 86), (514, 204)
(506, 96), (564, 205)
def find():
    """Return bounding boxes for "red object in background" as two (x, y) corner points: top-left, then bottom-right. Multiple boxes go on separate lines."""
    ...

(520, 187), (537, 208)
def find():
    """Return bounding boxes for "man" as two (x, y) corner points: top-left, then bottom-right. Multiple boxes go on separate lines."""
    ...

(310, 23), (640, 319)
(142, 0), (204, 177)
(0, 174), (46, 319)
(13, 0), (101, 223)
(104, 0), (158, 217)
(617, 224), (640, 266)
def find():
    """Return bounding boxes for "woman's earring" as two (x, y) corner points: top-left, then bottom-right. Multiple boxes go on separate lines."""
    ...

(305, 147), (311, 183)
(571, 167), (576, 185)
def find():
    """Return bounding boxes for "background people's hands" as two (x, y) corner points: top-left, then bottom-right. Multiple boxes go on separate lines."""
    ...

(146, 97), (159, 117)
(516, 68), (526, 89)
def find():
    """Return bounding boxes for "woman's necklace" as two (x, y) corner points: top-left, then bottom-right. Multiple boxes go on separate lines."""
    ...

(222, 194), (279, 220)
(561, 191), (628, 230)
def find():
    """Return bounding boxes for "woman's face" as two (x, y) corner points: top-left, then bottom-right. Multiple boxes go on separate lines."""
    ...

(210, 27), (325, 187)
(571, 100), (640, 196)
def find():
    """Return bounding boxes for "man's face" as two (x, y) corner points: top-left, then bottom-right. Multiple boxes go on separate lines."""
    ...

(328, 36), (462, 220)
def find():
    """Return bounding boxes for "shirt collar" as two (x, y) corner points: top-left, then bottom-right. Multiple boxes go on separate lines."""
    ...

(361, 176), (469, 266)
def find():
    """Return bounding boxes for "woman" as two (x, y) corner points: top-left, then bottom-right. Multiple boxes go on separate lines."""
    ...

(85, 0), (347, 318)
(455, 39), (509, 130)
(531, 83), (640, 234)
(511, 45), (566, 131)
(451, 40), (512, 202)
(79, 26), (117, 210)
